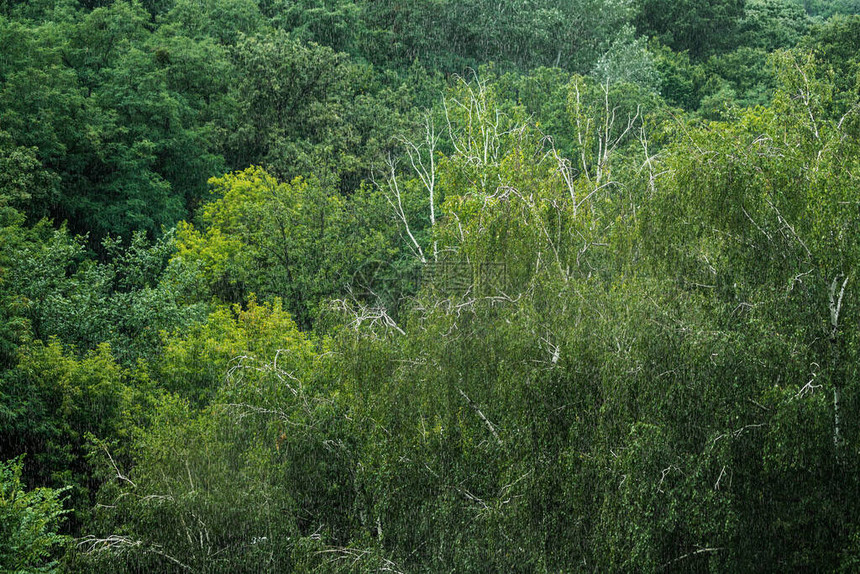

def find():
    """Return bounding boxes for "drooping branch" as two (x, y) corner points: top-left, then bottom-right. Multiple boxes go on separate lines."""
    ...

(77, 536), (192, 571)
(329, 297), (406, 337)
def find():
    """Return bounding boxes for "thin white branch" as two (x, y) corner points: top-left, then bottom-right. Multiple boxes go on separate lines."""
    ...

(829, 273), (850, 332)
(102, 444), (136, 488)
(458, 388), (503, 447)
(329, 298), (406, 336)
(375, 153), (426, 263)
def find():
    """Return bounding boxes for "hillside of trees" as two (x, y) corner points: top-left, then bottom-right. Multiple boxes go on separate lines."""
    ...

(2, 0), (860, 571)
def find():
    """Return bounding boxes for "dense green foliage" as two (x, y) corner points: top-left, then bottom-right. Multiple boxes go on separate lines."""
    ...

(2, 0), (860, 571)
(0, 456), (68, 573)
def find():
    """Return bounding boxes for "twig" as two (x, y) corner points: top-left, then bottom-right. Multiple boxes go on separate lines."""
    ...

(660, 547), (723, 570)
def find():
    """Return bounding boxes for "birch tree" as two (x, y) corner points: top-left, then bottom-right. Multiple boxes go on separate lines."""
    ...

(640, 49), (860, 565)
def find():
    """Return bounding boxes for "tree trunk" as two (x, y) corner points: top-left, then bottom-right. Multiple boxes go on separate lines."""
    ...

(829, 274), (849, 462)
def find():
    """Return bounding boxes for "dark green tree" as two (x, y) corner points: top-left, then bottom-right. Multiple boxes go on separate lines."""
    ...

(635, 0), (746, 58)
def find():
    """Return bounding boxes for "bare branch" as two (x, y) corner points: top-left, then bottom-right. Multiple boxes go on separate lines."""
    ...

(375, 153), (426, 263)
(458, 388), (503, 447)
(77, 536), (192, 571)
(829, 273), (851, 333)
(329, 298), (406, 336)
(660, 547), (723, 570)
(102, 444), (136, 489)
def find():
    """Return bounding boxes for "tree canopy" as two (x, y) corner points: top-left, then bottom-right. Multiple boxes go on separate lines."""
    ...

(2, 0), (860, 571)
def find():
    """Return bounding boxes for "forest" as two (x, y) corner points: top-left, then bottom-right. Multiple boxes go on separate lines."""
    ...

(1, 0), (860, 571)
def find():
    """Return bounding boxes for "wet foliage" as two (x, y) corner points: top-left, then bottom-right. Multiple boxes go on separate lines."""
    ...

(2, 0), (860, 571)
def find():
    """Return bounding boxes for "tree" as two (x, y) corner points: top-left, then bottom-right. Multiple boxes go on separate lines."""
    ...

(175, 167), (403, 327)
(0, 339), (136, 528)
(228, 30), (400, 192)
(640, 50), (860, 568)
(0, 456), (69, 574)
(0, 223), (203, 363)
(359, 0), (634, 73)
(75, 305), (363, 573)
(163, 0), (264, 45)
(261, 0), (363, 54)
(739, 0), (811, 51)
(634, 0), (746, 58)
(802, 14), (860, 114)
(592, 25), (660, 92)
